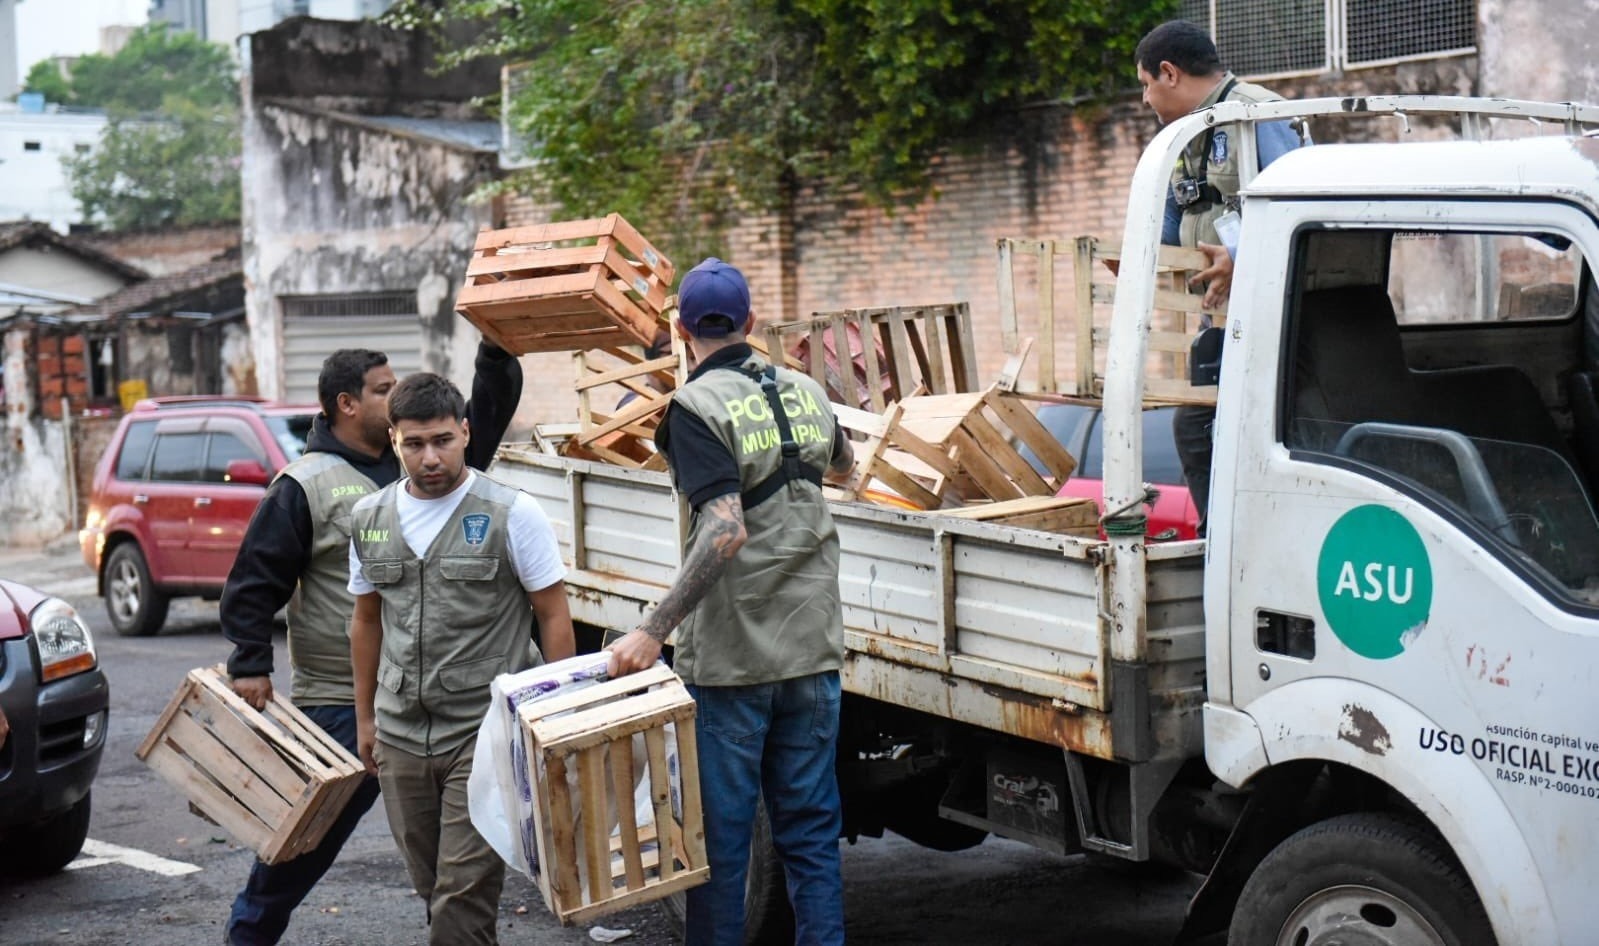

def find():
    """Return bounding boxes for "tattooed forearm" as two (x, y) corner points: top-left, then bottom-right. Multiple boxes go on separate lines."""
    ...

(640, 493), (746, 642)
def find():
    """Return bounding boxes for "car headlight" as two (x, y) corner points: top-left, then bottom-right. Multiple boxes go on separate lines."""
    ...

(30, 597), (98, 682)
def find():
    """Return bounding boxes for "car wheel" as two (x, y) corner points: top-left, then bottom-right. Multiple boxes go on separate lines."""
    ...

(1230, 812), (1495, 946)
(661, 800), (795, 944)
(2, 792), (92, 877)
(105, 543), (169, 637)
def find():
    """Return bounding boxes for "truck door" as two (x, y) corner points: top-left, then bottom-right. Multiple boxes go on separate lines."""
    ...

(1210, 197), (1599, 938)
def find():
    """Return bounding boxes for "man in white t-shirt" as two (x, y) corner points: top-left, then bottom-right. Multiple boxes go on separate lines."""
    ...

(347, 372), (573, 946)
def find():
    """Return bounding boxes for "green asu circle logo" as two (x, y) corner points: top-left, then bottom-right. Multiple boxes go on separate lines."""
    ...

(1316, 505), (1433, 659)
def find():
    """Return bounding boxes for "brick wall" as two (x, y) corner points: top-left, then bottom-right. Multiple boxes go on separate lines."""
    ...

(80, 225), (240, 277)
(499, 58), (1475, 427)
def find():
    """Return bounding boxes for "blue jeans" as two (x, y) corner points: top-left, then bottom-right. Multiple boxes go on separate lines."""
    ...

(225, 704), (382, 946)
(685, 671), (845, 946)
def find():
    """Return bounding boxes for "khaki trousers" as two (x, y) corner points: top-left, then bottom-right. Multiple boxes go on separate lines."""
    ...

(373, 737), (504, 945)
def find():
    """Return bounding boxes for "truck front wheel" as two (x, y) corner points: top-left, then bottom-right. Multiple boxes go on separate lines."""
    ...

(1229, 812), (1495, 946)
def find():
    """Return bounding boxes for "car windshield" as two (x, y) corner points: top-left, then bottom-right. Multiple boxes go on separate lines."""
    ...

(1023, 405), (1186, 486)
(266, 414), (315, 461)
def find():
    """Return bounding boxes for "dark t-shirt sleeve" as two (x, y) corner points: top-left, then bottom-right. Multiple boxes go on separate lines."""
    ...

(662, 404), (742, 509)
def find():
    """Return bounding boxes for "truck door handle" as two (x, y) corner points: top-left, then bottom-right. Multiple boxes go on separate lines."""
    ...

(133, 494), (149, 504)
(194, 497), (212, 507)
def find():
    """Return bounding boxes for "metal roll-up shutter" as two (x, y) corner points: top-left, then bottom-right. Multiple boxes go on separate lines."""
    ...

(280, 292), (424, 402)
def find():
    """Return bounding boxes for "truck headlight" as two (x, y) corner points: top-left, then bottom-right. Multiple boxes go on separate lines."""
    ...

(31, 598), (98, 682)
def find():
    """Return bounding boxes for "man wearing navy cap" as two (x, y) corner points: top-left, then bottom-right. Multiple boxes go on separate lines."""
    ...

(608, 258), (853, 945)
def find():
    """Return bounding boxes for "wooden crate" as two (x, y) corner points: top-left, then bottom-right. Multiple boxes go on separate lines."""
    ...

(935, 495), (1100, 537)
(519, 663), (708, 925)
(456, 214), (675, 355)
(762, 303), (978, 411)
(996, 236), (1223, 404)
(135, 667), (366, 865)
(834, 385), (1079, 509)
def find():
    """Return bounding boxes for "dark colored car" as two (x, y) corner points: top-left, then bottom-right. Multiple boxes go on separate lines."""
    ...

(79, 397), (316, 636)
(1021, 404), (1200, 541)
(0, 579), (109, 876)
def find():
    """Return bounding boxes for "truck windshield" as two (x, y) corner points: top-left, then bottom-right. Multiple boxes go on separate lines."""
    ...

(266, 414), (315, 461)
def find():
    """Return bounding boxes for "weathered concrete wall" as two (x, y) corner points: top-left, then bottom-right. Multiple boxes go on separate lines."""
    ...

(1479, 0), (1599, 104)
(242, 100), (499, 399)
(1, 327), (73, 545)
(248, 17), (499, 118)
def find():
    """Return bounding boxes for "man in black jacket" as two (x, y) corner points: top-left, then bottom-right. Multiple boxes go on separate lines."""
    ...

(221, 342), (522, 946)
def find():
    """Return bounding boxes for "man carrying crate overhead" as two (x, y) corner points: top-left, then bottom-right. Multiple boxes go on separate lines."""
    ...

(606, 258), (855, 945)
(220, 342), (521, 946)
(349, 372), (575, 946)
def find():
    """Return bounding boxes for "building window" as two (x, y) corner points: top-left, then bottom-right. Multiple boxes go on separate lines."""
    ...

(1178, 0), (1475, 78)
(23, 141), (41, 152)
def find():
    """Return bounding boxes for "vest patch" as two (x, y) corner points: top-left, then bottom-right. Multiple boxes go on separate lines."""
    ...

(361, 528), (389, 543)
(462, 513), (491, 546)
(328, 484), (368, 498)
(1211, 129), (1229, 164)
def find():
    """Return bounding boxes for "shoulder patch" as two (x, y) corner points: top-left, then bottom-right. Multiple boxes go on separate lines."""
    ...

(462, 513), (491, 547)
(1211, 129), (1229, 165)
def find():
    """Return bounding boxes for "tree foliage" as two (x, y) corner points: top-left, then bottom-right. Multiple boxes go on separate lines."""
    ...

(27, 25), (241, 230)
(387, 0), (1177, 251)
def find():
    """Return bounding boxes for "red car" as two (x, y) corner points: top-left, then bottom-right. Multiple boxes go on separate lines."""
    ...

(79, 397), (317, 636)
(1022, 404), (1200, 541)
(0, 578), (108, 875)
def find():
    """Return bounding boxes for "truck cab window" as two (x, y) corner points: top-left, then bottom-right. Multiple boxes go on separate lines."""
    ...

(1283, 225), (1599, 606)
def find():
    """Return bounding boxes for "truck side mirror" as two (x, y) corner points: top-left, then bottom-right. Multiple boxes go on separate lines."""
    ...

(224, 458), (271, 486)
(1190, 326), (1225, 386)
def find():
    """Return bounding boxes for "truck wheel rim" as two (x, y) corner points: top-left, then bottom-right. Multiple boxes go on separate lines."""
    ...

(109, 558), (140, 621)
(1275, 884), (1447, 946)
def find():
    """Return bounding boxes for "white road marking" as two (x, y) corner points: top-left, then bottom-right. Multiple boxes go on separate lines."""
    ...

(65, 839), (201, 876)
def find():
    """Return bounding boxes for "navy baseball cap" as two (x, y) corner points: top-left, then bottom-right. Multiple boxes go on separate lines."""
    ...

(677, 257), (751, 338)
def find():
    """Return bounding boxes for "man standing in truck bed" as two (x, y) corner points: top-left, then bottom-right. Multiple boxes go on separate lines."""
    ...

(1136, 19), (1301, 534)
(607, 257), (855, 945)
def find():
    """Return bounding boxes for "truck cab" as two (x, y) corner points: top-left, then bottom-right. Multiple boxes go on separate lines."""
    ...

(1112, 110), (1599, 943)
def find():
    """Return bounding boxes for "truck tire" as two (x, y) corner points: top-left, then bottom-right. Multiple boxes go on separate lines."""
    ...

(105, 543), (169, 637)
(661, 801), (794, 944)
(1229, 812), (1495, 946)
(4, 792), (92, 877)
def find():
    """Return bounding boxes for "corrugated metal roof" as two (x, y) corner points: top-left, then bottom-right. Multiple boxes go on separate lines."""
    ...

(352, 115), (501, 153)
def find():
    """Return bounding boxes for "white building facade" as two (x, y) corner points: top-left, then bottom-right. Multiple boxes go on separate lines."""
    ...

(0, 106), (107, 232)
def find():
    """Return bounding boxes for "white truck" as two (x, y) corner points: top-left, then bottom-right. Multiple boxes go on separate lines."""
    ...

(491, 96), (1599, 945)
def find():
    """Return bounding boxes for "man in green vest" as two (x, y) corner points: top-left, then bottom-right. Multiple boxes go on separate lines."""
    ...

(349, 372), (573, 946)
(607, 258), (854, 945)
(221, 343), (521, 946)
(1136, 20), (1301, 534)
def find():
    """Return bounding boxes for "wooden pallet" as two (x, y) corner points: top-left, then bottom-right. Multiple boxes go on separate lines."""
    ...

(934, 495), (1100, 536)
(996, 237), (1223, 405)
(135, 667), (366, 865)
(456, 214), (675, 355)
(519, 663), (708, 925)
(834, 385), (1079, 509)
(762, 303), (978, 411)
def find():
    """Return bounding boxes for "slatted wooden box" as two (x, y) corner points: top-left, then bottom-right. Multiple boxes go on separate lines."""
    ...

(456, 213), (676, 355)
(135, 667), (366, 865)
(518, 663), (708, 925)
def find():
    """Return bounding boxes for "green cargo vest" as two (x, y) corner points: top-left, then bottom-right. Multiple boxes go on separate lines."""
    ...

(350, 473), (539, 755)
(667, 354), (845, 687)
(1172, 73), (1284, 249)
(278, 451), (377, 705)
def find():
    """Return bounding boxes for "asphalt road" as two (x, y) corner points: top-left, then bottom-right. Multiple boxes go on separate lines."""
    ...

(0, 540), (1201, 945)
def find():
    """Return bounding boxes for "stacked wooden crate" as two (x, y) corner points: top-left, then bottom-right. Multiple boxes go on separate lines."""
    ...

(455, 214), (675, 355)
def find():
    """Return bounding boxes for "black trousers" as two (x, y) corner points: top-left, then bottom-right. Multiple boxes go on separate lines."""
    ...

(1173, 404), (1214, 536)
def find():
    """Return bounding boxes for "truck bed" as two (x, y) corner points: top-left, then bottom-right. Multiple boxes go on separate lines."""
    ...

(492, 446), (1207, 762)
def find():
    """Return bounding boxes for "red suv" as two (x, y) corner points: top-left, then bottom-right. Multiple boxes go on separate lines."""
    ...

(79, 397), (317, 636)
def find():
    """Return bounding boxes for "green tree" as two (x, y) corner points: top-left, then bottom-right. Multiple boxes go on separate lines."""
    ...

(29, 24), (241, 230)
(20, 60), (72, 105)
(388, 0), (1176, 254)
